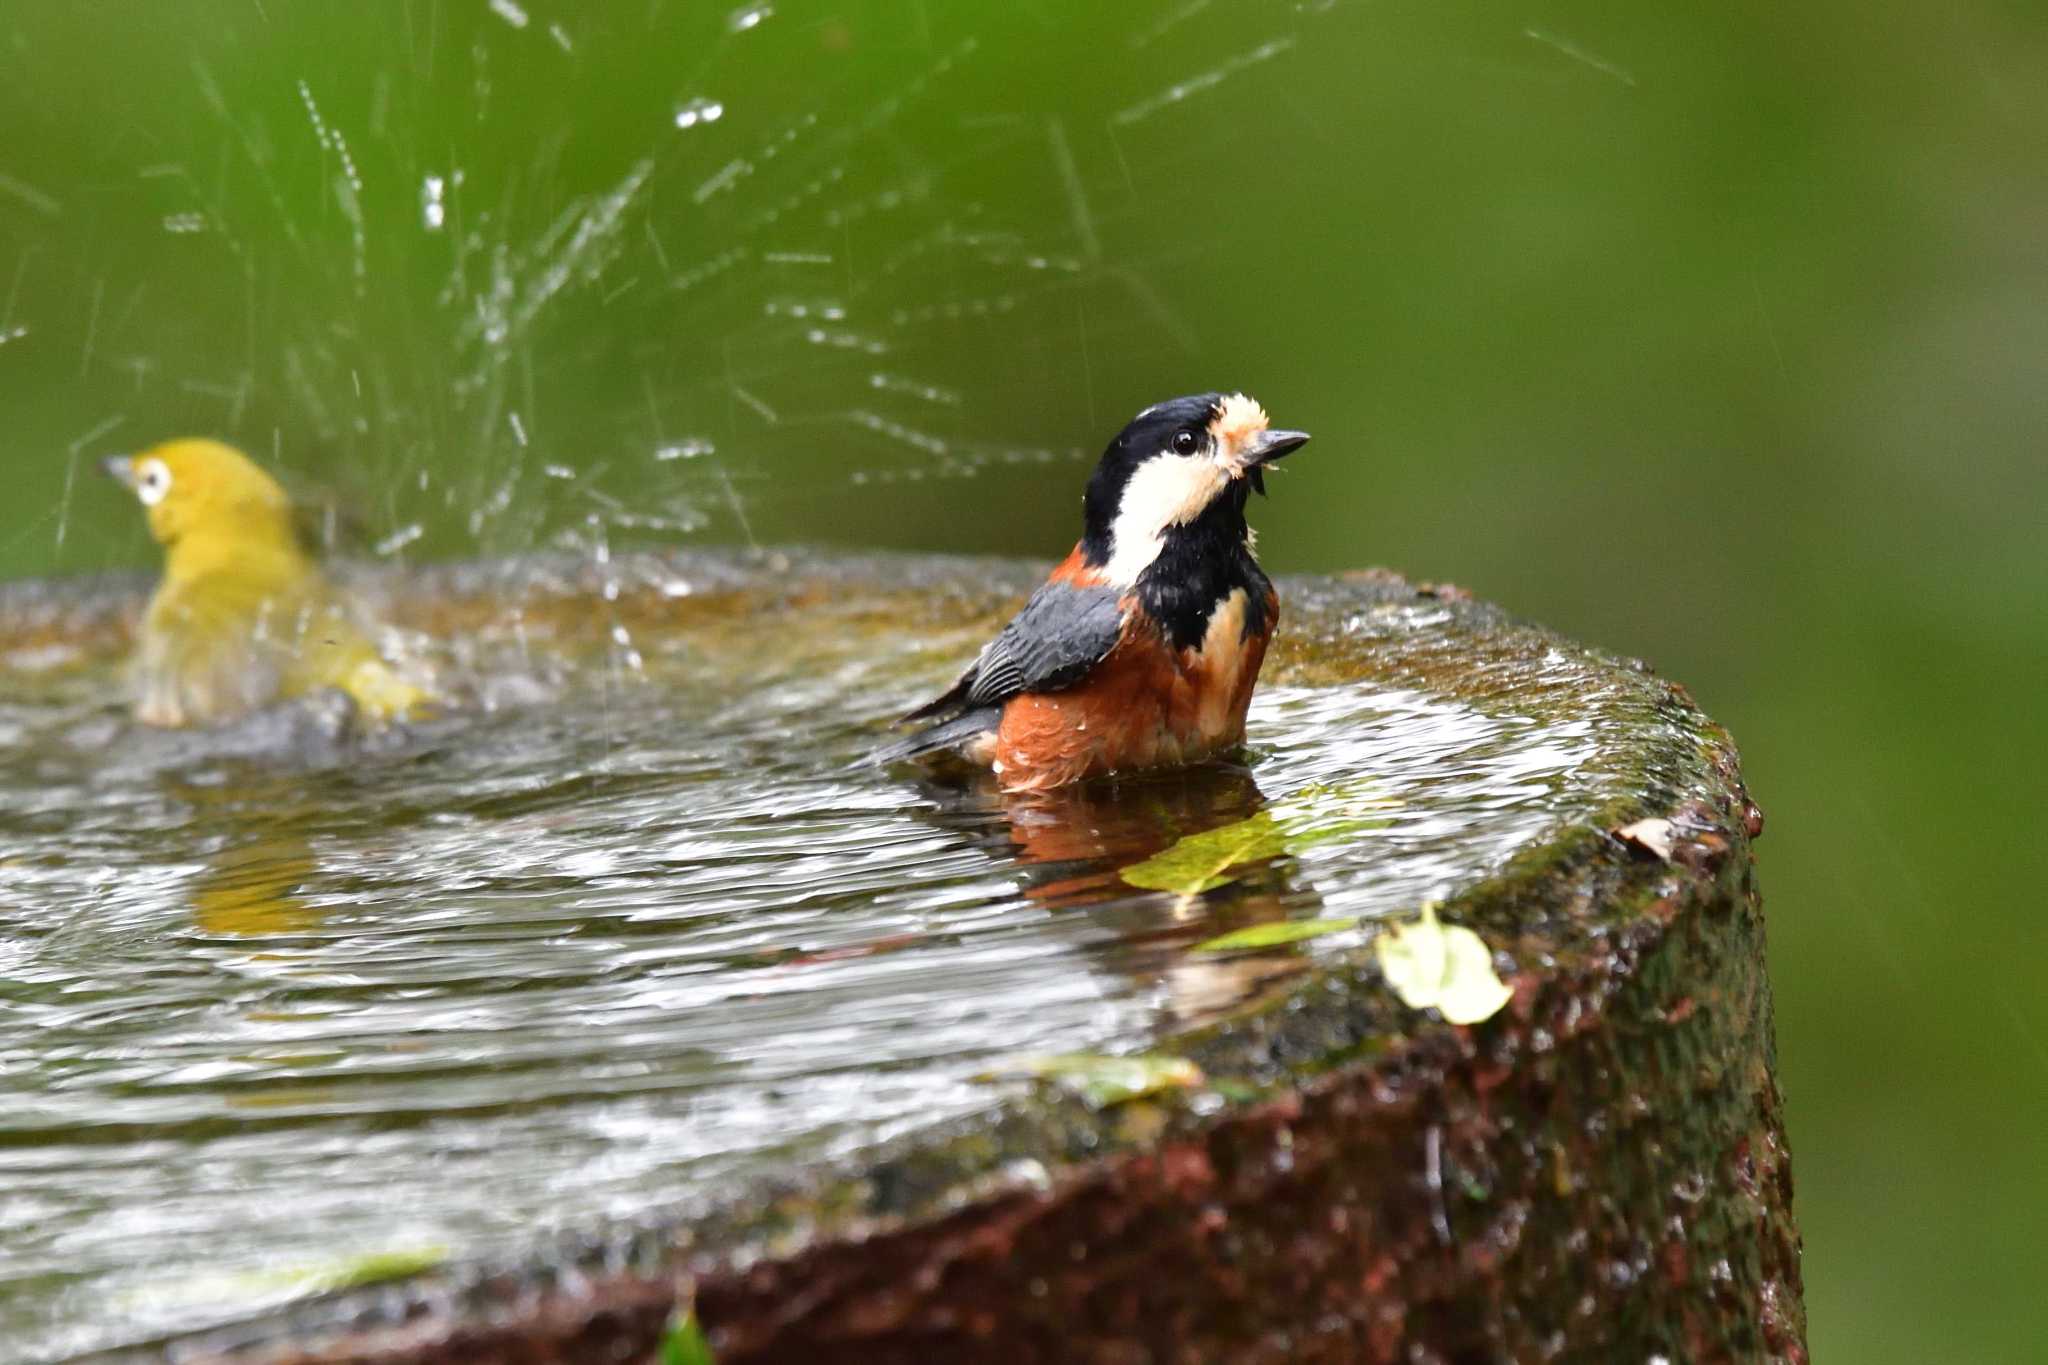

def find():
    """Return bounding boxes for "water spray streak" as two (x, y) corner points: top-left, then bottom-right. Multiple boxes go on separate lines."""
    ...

(1111, 36), (1298, 126)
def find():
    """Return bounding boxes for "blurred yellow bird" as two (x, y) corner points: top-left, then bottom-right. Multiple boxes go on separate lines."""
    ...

(102, 438), (432, 728)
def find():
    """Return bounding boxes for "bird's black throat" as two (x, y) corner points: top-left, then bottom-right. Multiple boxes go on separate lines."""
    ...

(1131, 486), (1273, 652)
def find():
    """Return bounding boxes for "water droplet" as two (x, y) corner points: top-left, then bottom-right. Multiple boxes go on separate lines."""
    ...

(674, 98), (725, 130)
(374, 523), (424, 557)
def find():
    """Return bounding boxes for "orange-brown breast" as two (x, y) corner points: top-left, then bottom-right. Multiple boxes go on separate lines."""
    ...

(991, 583), (1276, 792)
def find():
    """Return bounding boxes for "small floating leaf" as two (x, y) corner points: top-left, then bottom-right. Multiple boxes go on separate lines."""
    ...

(301, 1246), (450, 1291)
(1120, 777), (1397, 896)
(659, 1307), (717, 1365)
(230, 1245), (448, 1296)
(996, 1052), (1205, 1108)
(1374, 902), (1513, 1025)
(1119, 811), (1287, 894)
(1194, 917), (1359, 953)
(124, 1244), (450, 1312)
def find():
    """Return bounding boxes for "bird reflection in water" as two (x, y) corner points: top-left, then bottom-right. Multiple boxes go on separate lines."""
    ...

(916, 761), (1323, 1026)
(166, 772), (326, 938)
(188, 832), (321, 937)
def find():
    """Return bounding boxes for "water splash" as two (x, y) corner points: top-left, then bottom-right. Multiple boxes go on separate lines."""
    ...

(1110, 35), (1298, 126)
(420, 174), (446, 230)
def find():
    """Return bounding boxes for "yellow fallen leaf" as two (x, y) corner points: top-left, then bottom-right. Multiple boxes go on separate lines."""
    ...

(1613, 817), (1676, 861)
(1373, 902), (1513, 1025)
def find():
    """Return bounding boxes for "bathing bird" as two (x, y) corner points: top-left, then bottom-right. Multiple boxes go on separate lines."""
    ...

(877, 392), (1308, 791)
(102, 438), (432, 728)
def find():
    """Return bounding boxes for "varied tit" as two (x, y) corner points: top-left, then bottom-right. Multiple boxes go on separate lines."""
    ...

(877, 393), (1309, 792)
(102, 438), (432, 728)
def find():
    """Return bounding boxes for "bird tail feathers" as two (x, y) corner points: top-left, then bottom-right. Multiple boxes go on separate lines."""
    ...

(898, 673), (972, 725)
(864, 706), (1000, 768)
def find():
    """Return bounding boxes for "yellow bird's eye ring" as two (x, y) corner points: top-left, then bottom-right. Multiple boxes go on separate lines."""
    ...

(135, 458), (172, 507)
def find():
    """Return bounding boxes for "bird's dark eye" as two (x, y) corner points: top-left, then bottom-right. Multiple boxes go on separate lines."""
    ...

(1171, 429), (1200, 456)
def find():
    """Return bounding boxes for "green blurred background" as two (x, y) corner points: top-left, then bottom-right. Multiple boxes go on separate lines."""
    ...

(3, 2), (2042, 1358)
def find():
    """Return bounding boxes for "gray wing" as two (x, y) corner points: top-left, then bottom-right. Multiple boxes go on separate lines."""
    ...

(901, 581), (1126, 723)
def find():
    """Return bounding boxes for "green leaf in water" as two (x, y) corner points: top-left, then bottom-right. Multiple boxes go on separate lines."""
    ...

(237, 1245), (446, 1299)
(994, 1052), (1205, 1108)
(303, 1245), (449, 1291)
(1119, 776), (1397, 896)
(1373, 902), (1514, 1025)
(123, 1244), (450, 1313)
(1193, 917), (1360, 953)
(659, 1307), (717, 1365)
(1119, 810), (1288, 894)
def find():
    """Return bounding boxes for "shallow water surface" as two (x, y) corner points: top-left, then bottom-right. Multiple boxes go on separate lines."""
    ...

(0, 560), (1617, 1360)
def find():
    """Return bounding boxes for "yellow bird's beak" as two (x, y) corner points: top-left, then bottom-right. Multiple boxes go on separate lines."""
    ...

(100, 455), (136, 490)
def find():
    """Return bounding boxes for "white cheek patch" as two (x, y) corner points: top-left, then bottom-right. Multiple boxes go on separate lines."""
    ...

(136, 458), (173, 507)
(1102, 452), (1227, 585)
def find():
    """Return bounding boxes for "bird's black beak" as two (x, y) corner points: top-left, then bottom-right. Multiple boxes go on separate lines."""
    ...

(100, 455), (135, 489)
(1247, 429), (1310, 466)
(1241, 429), (1309, 497)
